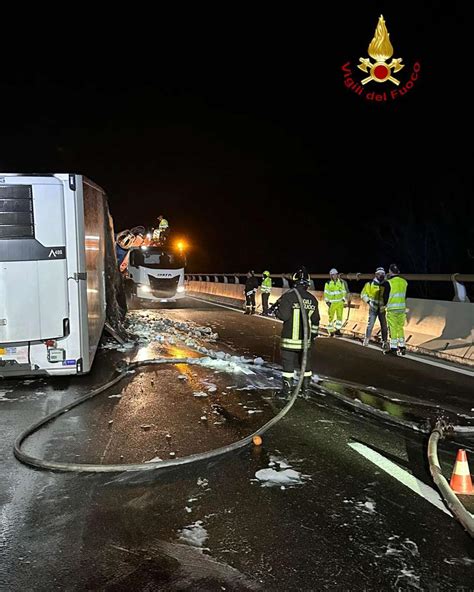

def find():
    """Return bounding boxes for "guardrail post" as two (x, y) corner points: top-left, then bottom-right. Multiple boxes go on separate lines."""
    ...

(452, 274), (470, 302)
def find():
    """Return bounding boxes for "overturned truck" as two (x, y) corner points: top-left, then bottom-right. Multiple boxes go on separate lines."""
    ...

(0, 173), (126, 377)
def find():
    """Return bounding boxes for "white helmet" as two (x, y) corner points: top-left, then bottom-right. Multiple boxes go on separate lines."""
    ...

(329, 268), (338, 275)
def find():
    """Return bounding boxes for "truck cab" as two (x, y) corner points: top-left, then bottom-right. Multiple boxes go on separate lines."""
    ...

(125, 245), (186, 304)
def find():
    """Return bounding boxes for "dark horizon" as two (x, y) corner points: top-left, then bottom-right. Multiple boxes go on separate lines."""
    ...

(1, 3), (472, 276)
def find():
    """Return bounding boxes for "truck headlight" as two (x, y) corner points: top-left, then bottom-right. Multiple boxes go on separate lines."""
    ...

(177, 286), (185, 293)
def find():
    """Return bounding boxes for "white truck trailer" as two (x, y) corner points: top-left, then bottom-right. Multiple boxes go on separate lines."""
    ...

(0, 174), (107, 377)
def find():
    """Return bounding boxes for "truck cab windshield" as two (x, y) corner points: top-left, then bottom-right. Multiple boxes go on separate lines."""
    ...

(130, 249), (185, 270)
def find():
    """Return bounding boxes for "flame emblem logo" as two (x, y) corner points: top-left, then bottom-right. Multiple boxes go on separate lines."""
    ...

(358, 15), (404, 85)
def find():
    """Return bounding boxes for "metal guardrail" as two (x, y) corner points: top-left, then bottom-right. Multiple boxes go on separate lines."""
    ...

(186, 273), (474, 282)
(185, 273), (473, 300)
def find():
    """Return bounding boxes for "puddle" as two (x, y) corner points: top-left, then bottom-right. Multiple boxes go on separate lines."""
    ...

(312, 378), (474, 432)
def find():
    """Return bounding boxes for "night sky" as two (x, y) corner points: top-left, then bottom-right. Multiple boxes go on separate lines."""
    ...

(2, 2), (472, 275)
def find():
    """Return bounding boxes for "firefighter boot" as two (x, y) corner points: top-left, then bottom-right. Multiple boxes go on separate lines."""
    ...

(301, 376), (312, 395)
(279, 378), (293, 398)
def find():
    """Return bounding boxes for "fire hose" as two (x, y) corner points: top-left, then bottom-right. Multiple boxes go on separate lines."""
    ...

(427, 421), (474, 537)
(14, 289), (309, 474)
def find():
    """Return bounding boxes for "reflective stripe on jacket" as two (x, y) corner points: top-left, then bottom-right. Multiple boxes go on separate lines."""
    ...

(324, 279), (347, 303)
(274, 287), (320, 350)
(261, 276), (272, 293)
(386, 276), (408, 311)
(361, 280), (386, 308)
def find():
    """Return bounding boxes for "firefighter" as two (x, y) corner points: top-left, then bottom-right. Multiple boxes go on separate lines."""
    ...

(260, 270), (272, 315)
(244, 270), (259, 314)
(383, 263), (408, 355)
(271, 268), (320, 396)
(153, 215), (169, 242)
(324, 268), (347, 336)
(361, 267), (389, 348)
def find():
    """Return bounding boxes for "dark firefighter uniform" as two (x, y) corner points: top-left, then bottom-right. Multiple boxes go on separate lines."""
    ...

(244, 271), (259, 314)
(272, 273), (320, 395)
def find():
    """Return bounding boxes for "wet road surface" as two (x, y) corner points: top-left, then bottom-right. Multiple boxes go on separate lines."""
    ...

(1, 298), (473, 591)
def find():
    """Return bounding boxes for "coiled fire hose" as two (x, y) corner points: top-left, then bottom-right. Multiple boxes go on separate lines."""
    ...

(14, 289), (309, 473)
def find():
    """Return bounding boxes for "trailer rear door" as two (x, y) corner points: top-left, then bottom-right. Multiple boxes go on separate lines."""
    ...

(0, 182), (69, 343)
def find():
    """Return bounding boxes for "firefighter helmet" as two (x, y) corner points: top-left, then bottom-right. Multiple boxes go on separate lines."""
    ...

(292, 268), (310, 286)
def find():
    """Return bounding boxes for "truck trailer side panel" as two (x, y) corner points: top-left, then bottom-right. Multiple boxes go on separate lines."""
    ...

(83, 178), (107, 365)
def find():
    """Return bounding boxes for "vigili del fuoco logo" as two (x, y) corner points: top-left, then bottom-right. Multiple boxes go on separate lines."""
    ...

(341, 15), (420, 102)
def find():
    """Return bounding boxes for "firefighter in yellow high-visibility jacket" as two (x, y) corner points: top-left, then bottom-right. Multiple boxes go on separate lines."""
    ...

(152, 215), (169, 243)
(260, 271), (272, 315)
(324, 268), (347, 336)
(383, 263), (408, 356)
(361, 267), (389, 349)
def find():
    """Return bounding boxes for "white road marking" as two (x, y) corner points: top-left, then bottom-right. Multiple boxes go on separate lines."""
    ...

(348, 442), (453, 517)
(337, 337), (473, 377)
(188, 295), (282, 324)
(188, 296), (473, 376)
(402, 353), (474, 377)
